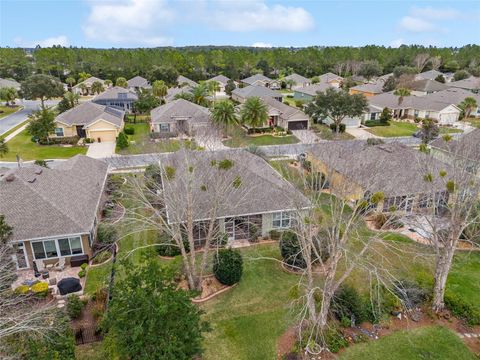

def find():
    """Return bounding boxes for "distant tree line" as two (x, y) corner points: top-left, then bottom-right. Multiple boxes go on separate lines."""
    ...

(0, 45), (479, 86)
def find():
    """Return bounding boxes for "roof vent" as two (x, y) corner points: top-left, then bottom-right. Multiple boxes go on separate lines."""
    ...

(5, 174), (15, 182)
(27, 177), (36, 183)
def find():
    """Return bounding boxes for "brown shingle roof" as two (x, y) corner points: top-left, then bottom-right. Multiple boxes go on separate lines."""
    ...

(55, 102), (124, 128)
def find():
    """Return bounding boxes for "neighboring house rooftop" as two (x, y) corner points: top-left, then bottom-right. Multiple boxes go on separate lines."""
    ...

(166, 86), (192, 102)
(409, 79), (449, 93)
(0, 78), (21, 90)
(309, 141), (451, 197)
(424, 87), (480, 105)
(55, 102), (124, 128)
(127, 75), (151, 89)
(294, 83), (333, 96)
(177, 75), (198, 87)
(151, 98), (211, 125)
(241, 74), (272, 85)
(208, 75), (230, 85)
(431, 128), (480, 162)
(285, 73), (310, 84)
(159, 149), (310, 223)
(232, 85), (282, 99)
(0, 156), (108, 242)
(415, 70), (443, 81)
(369, 91), (461, 112)
(350, 81), (384, 94)
(73, 76), (104, 88)
(319, 72), (343, 83)
(260, 97), (308, 120)
(93, 86), (138, 101)
(449, 76), (480, 91)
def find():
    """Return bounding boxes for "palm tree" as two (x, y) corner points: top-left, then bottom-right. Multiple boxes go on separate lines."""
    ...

(285, 79), (296, 89)
(459, 97), (478, 119)
(65, 77), (76, 90)
(212, 100), (237, 133)
(190, 84), (209, 107)
(78, 83), (88, 96)
(104, 79), (113, 87)
(152, 80), (168, 102)
(64, 91), (80, 108)
(0, 139), (8, 158)
(240, 97), (268, 132)
(91, 81), (105, 94)
(394, 87), (411, 105)
(207, 80), (220, 102)
(78, 72), (92, 83)
(116, 77), (128, 88)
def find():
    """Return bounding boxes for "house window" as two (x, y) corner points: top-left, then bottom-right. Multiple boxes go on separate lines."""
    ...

(31, 237), (83, 260)
(272, 211), (293, 229)
(159, 124), (170, 132)
(55, 127), (64, 137)
(32, 240), (57, 259)
(58, 237), (83, 256)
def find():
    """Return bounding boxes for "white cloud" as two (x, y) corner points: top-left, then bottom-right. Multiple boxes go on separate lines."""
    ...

(410, 7), (460, 20)
(399, 16), (435, 32)
(390, 38), (404, 48)
(82, 0), (174, 46)
(14, 35), (69, 47)
(252, 42), (273, 48)
(209, 2), (314, 32)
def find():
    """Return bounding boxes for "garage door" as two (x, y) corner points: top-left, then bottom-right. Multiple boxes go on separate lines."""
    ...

(288, 121), (308, 130)
(89, 130), (117, 142)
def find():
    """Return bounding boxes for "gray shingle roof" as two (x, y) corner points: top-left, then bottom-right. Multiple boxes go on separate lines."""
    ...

(369, 91), (461, 112)
(166, 86), (192, 102)
(350, 81), (384, 94)
(0, 78), (21, 90)
(415, 70), (443, 81)
(449, 76), (480, 91)
(319, 72), (343, 83)
(72, 76), (104, 89)
(241, 74), (272, 85)
(260, 97), (308, 120)
(208, 75), (230, 85)
(431, 128), (480, 161)
(232, 85), (282, 99)
(294, 83), (333, 96)
(158, 149), (310, 223)
(55, 102), (124, 128)
(93, 86), (138, 101)
(177, 75), (198, 87)
(0, 155), (108, 242)
(285, 73), (310, 84)
(409, 79), (448, 93)
(151, 99), (211, 125)
(309, 141), (451, 197)
(127, 76), (151, 88)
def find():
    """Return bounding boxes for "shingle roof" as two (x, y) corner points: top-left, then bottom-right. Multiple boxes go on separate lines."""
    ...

(415, 70), (443, 81)
(319, 72), (343, 83)
(285, 73), (310, 84)
(55, 102), (124, 128)
(127, 76), (151, 88)
(73, 76), (104, 88)
(232, 85), (282, 99)
(431, 128), (480, 161)
(177, 75), (198, 87)
(0, 156), (108, 242)
(409, 79), (448, 93)
(0, 78), (21, 90)
(369, 91), (461, 112)
(294, 83), (333, 96)
(158, 149), (310, 223)
(260, 97), (308, 120)
(350, 81), (384, 94)
(208, 75), (230, 85)
(166, 86), (192, 102)
(449, 76), (480, 91)
(241, 74), (272, 85)
(151, 99), (211, 125)
(93, 86), (138, 101)
(308, 141), (451, 197)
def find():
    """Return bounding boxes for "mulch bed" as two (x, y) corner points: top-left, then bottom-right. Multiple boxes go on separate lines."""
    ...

(179, 276), (234, 302)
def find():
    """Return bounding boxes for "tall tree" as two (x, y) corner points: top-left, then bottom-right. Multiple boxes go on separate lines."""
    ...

(190, 84), (209, 107)
(57, 91), (79, 113)
(239, 97), (268, 131)
(459, 97), (478, 119)
(152, 80), (168, 102)
(382, 76), (396, 92)
(212, 100), (237, 132)
(115, 77), (128, 88)
(419, 118), (439, 143)
(305, 88), (368, 134)
(134, 89), (161, 114)
(20, 74), (64, 108)
(393, 87), (411, 105)
(65, 76), (76, 89)
(78, 72), (92, 83)
(412, 53), (430, 72)
(0, 87), (18, 106)
(26, 108), (56, 143)
(91, 80), (105, 94)
(225, 79), (236, 96)
(207, 80), (220, 102)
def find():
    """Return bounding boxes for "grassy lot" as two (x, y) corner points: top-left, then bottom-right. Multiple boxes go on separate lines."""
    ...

(310, 123), (355, 140)
(340, 326), (476, 360)
(75, 343), (104, 360)
(0, 130), (86, 161)
(439, 127), (463, 134)
(465, 118), (480, 128)
(365, 121), (418, 137)
(0, 105), (21, 119)
(223, 125), (299, 148)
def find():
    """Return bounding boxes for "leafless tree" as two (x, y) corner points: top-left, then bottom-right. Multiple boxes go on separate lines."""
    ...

(429, 56), (442, 71)
(413, 53), (431, 72)
(333, 62), (348, 78)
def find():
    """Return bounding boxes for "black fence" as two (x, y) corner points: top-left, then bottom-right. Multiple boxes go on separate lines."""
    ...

(74, 326), (103, 345)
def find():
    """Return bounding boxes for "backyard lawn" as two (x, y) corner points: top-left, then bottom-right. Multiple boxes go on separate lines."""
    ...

(439, 127), (463, 134)
(365, 121), (418, 137)
(0, 105), (21, 119)
(340, 326), (476, 360)
(0, 129), (86, 161)
(466, 118), (480, 128)
(223, 125), (299, 148)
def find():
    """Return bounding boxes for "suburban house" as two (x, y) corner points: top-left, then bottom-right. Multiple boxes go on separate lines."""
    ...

(92, 86), (138, 113)
(241, 74), (281, 89)
(0, 155), (108, 270)
(307, 141), (451, 214)
(165, 86), (192, 102)
(425, 88), (480, 117)
(408, 79), (449, 96)
(53, 102), (124, 143)
(349, 82), (384, 97)
(231, 85), (283, 103)
(414, 70), (451, 82)
(251, 96), (310, 130)
(293, 83), (333, 102)
(207, 75), (231, 93)
(318, 72), (343, 88)
(0, 77), (21, 90)
(150, 98), (211, 136)
(157, 149), (310, 246)
(127, 76), (151, 91)
(449, 76), (480, 93)
(72, 76), (105, 95)
(177, 75), (198, 88)
(284, 73), (311, 89)
(368, 91), (461, 125)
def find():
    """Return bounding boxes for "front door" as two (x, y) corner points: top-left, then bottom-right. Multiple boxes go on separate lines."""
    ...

(76, 125), (86, 138)
(12, 242), (29, 269)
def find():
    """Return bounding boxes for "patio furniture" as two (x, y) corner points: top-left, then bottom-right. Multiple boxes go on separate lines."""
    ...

(57, 277), (82, 295)
(70, 254), (89, 267)
(41, 271), (49, 279)
(33, 260), (44, 278)
(54, 258), (66, 271)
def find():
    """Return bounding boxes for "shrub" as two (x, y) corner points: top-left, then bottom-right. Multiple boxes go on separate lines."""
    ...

(38, 136), (80, 145)
(366, 138), (384, 146)
(91, 301), (105, 320)
(31, 282), (48, 297)
(85, 137), (94, 144)
(373, 212), (402, 229)
(294, 100), (304, 108)
(116, 132), (129, 149)
(92, 250), (111, 265)
(329, 123), (346, 133)
(213, 249), (243, 286)
(124, 127), (135, 135)
(78, 269), (86, 278)
(80, 263), (88, 270)
(249, 224), (260, 242)
(392, 279), (429, 309)
(445, 292), (480, 325)
(364, 284), (401, 323)
(156, 232), (189, 257)
(279, 230), (306, 269)
(66, 294), (84, 319)
(270, 229), (283, 240)
(97, 224), (118, 244)
(34, 159), (49, 168)
(331, 284), (367, 324)
(15, 285), (30, 295)
(325, 327), (349, 353)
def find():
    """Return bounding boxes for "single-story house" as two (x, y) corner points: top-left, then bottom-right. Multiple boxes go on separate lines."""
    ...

(53, 102), (124, 142)
(165, 86), (192, 102)
(127, 76), (151, 91)
(426, 88), (480, 118)
(409, 79), (449, 96)
(158, 149), (310, 246)
(307, 141), (452, 214)
(72, 76), (105, 95)
(449, 76), (480, 93)
(257, 97), (310, 130)
(207, 75), (231, 93)
(293, 83), (334, 102)
(231, 85), (283, 103)
(241, 74), (281, 89)
(177, 75), (198, 88)
(284, 73), (311, 89)
(349, 81), (384, 97)
(1, 155), (108, 270)
(150, 98), (211, 136)
(414, 70), (450, 82)
(318, 72), (343, 88)
(92, 86), (138, 113)
(0, 78), (21, 90)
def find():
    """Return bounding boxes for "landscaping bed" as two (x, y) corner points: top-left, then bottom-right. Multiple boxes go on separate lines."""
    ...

(223, 125), (299, 147)
(310, 123), (355, 140)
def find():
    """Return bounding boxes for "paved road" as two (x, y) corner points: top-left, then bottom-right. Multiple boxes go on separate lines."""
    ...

(0, 99), (59, 136)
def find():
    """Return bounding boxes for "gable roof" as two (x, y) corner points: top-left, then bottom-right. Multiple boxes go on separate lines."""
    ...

(232, 85), (282, 99)
(285, 73), (310, 84)
(449, 76), (480, 91)
(308, 141), (451, 197)
(431, 128), (480, 162)
(350, 81), (384, 94)
(294, 82), (333, 96)
(369, 91), (461, 112)
(166, 86), (192, 102)
(260, 97), (308, 120)
(409, 79), (449, 93)
(241, 74), (272, 85)
(55, 102), (124, 128)
(127, 76), (151, 88)
(151, 98), (211, 124)
(319, 72), (343, 83)
(208, 75), (230, 85)
(177, 75), (198, 87)
(0, 156), (108, 242)
(158, 149), (310, 223)
(415, 70), (443, 81)
(93, 86), (138, 101)
(0, 78), (21, 90)
(73, 76), (104, 88)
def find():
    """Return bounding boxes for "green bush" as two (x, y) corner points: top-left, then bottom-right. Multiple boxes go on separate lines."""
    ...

(97, 224), (118, 244)
(85, 137), (94, 144)
(31, 282), (48, 297)
(80, 263), (88, 270)
(270, 229), (283, 240)
(116, 132), (129, 149)
(332, 284), (367, 324)
(325, 327), (349, 353)
(213, 248), (243, 286)
(78, 269), (86, 278)
(124, 127), (135, 135)
(445, 292), (480, 325)
(329, 123), (346, 133)
(66, 294), (84, 319)
(92, 250), (111, 265)
(156, 232), (190, 257)
(279, 230), (306, 269)
(15, 285), (30, 295)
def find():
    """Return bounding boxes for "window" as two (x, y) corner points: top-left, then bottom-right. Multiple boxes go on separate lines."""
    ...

(370, 113), (376, 120)
(32, 241), (46, 259)
(44, 240), (57, 257)
(159, 124), (170, 132)
(55, 127), (64, 137)
(58, 237), (83, 256)
(272, 212), (293, 228)
(31, 237), (83, 260)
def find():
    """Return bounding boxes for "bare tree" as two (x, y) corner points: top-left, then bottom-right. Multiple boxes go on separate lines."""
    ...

(413, 53), (431, 72)
(429, 56), (442, 71)
(333, 62), (347, 78)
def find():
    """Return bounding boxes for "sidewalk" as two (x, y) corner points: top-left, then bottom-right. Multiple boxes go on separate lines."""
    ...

(3, 122), (28, 142)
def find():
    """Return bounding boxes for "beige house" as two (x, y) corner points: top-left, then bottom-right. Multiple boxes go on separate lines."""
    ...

(54, 102), (125, 142)
(72, 76), (105, 95)
(249, 96), (310, 130)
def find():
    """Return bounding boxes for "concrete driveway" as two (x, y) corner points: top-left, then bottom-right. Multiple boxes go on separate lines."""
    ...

(86, 142), (116, 158)
(346, 127), (380, 139)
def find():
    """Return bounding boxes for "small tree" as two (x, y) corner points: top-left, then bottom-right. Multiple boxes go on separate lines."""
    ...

(458, 97), (478, 119)
(382, 76), (396, 92)
(115, 77), (128, 88)
(102, 258), (209, 359)
(152, 80), (168, 101)
(91, 81), (104, 94)
(239, 96), (268, 132)
(21, 74), (64, 108)
(57, 91), (79, 113)
(65, 76), (76, 89)
(213, 248), (243, 286)
(435, 74), (446, 83)
(420, 118), (439, 144)
(104, 79), (113, 87)
(225, 79), (236, 95)
(0, 87), (18, 106)
(379, 107), (392, 125)
(78, 72), (92, 83)
(134, 89), (160, 114)
(116, 132), (129, 149)
(393, 87), (411, 105)
(26, 108), (56, 143)
(212, 100), (237, 132)
(0, 215), (13, 243)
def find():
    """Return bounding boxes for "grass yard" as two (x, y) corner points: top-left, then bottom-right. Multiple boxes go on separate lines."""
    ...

(223, 125), (299, 148)
(310, 123), (355, 140)
(340, 326), (476, 360)
(439, 127), (463, 134)
(365, 121), (418, 137)
(0, 105), (21, 119)
(464, 118), (480, 128)
(0, 130), (86, 161)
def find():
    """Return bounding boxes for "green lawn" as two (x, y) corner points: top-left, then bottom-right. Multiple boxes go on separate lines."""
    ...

(465, 118), (480, 128)
(365, 121), (418, 137)
(439, 127), (463, 134)
(0, 130), (87, 161)
(0, 105), (21, 119)
(223, 125), (299, 148)
(340, 326), (476, 360)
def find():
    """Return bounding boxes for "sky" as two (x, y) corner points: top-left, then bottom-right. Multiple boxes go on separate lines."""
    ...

(0, 0), (479, 48)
